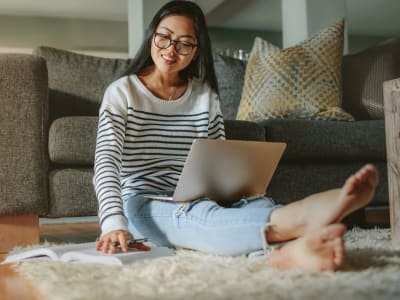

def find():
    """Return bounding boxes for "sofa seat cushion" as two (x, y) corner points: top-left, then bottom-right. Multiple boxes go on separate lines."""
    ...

(260, 119), (386, 162)
(268, 161), (388, 206)
(49, 116), (98, 165)
(224, 120), (265, 141)
(48, 168), (97, 216)
(49, 117), (264, 165)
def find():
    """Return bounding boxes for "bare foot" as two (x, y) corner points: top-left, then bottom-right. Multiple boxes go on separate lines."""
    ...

(333, 163), (379, 222)
(267, 164), (378, 242)
(266, 224), (346, 271)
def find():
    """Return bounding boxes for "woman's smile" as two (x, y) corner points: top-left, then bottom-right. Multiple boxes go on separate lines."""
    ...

(161, 54), (177, 65)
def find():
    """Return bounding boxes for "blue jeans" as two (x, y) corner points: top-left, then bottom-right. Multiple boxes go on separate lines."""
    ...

(123, 190), (280, 256)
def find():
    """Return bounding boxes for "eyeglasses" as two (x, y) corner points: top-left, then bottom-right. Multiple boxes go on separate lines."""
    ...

(153, 33), (198, 56)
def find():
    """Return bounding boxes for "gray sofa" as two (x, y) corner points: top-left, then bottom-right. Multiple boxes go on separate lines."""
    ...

(1, 38), (398, 230)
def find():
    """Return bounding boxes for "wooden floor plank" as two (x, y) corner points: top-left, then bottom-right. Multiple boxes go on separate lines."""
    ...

(0, 262), (41, 300)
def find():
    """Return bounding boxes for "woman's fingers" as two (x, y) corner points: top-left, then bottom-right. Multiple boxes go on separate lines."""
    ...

(96, 230), (133, 254)
(118, 234), (129, 252)
(128, 242), (151, 251)
(95, 239), (103, 251)
(96, 230), (151, 254)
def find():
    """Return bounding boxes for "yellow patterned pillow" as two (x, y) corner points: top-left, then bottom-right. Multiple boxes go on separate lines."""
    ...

(236, 20), (354, 122)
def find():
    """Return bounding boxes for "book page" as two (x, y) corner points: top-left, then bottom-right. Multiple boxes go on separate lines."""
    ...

(2, 242), (96, 264)
(61, 246), (174, 265)
(3, 247), (58, 263)
(3, 242), (173, 266)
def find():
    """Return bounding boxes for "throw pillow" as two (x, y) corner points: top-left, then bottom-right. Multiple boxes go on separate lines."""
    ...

(213, 53), (247, 120)
(236, 20), (354, 122)
(342, 37), (400, 120)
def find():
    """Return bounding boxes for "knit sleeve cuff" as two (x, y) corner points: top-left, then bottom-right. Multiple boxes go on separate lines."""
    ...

(100, 214), (130, 237)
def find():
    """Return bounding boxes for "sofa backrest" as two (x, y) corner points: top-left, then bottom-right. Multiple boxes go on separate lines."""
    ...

(213, 53), (246, 119)
(34, 47), (247, 123)
(36, 37), (400, 123)
(34, 47), (132, 123)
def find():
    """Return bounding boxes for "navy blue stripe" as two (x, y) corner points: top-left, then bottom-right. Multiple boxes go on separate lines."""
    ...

(129, 107), (209, 118)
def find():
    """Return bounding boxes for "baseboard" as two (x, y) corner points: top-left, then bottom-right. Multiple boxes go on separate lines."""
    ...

(39, 216), (99, 224)
(344, 206), (390, 228)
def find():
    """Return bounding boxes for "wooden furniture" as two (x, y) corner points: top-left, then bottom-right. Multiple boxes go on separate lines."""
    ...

(0, 215), (39, 253)
(383, 78), (400, 242)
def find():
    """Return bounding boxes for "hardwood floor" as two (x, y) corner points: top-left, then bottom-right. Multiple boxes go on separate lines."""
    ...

(40, 221), (100, 244)
(0, 221), (100, 300)
(0, 263), (40, 300)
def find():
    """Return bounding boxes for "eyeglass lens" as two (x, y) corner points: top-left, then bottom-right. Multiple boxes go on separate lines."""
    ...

(154, 34), (195, 55)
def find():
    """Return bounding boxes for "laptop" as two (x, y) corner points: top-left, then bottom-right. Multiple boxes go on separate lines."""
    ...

(142, 139), (286, 206)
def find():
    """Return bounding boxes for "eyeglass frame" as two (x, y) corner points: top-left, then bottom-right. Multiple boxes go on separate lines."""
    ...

(153, 32), (198, 56)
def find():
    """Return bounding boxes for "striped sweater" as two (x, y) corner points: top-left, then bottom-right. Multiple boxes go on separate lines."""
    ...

(94, 75), (225, 235)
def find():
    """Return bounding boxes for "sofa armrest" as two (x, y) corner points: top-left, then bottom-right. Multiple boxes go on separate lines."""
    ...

(0, 54), (49, 215)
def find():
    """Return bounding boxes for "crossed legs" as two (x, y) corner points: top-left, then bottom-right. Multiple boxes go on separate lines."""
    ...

(265, 164), (378, 271)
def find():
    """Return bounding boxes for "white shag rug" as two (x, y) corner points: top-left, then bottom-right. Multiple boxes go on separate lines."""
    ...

(11, 228), (400, 300)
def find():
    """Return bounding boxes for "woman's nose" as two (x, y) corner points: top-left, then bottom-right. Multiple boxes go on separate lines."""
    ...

(165, 41), (178, 55)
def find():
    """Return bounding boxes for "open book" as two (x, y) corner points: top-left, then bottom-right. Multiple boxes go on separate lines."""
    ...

(2, 242), (173, 266)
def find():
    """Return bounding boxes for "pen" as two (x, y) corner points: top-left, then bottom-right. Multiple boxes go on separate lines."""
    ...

(110, 237), (149, 247)
(127, 237), (149, 244)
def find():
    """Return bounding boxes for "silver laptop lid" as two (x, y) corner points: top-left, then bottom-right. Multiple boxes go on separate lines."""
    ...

(172, 139), (286, 206)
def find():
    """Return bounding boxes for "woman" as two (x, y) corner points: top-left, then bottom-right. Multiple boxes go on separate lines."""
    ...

(94, 0), (378, 271)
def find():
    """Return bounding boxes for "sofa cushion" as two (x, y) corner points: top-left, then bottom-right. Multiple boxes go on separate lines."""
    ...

(49, 168), (97, 216)
(259, 119), (386, 162)
(34, 47), (132, 122)
(35, 46), (248, 123)
(49, 117), (98, 165)
(268, 161), (388, 206)
(49, 117), (264, 165)
(237, 20), (354, 122)
(213, 54), (247, 120)
(224, 120), (265, 141)
(342, 37), (400, 120)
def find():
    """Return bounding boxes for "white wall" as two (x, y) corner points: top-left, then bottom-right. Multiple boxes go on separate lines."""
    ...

(128, 0), (169, 57)
(0, 15), (128, 57)
(282, 0), (348, 52)
(0, 14), (390, 57)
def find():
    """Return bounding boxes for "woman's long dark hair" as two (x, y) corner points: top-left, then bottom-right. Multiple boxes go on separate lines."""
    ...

(123, 0), (218, 94)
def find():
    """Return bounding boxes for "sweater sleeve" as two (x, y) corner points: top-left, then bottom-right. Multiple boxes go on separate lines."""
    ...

(208, 92), (226, 139)
(93, 82), (129, 235)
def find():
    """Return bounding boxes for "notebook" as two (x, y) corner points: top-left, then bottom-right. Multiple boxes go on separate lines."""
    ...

(2, 242), (173, 266)
(142, 139), (286, 206)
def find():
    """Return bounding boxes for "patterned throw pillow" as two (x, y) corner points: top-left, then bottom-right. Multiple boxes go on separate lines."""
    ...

(236, 20), (354, 122)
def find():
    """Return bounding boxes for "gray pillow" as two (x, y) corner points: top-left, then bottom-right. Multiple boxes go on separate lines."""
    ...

(213, 54), (247, 120)
(35, 47), (248, 122)
(34, 47), (131, 122)
(342, 37), (400, 120)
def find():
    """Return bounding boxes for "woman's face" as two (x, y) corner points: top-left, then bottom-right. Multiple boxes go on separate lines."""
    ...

(151, 14), (198, 75)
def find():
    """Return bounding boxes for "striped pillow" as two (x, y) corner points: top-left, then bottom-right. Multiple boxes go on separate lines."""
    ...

(236, 20), (354, 122)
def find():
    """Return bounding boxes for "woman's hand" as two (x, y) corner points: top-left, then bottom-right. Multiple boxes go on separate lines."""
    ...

(95, 230), (150, 254)
(96, 229), (132, 254)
